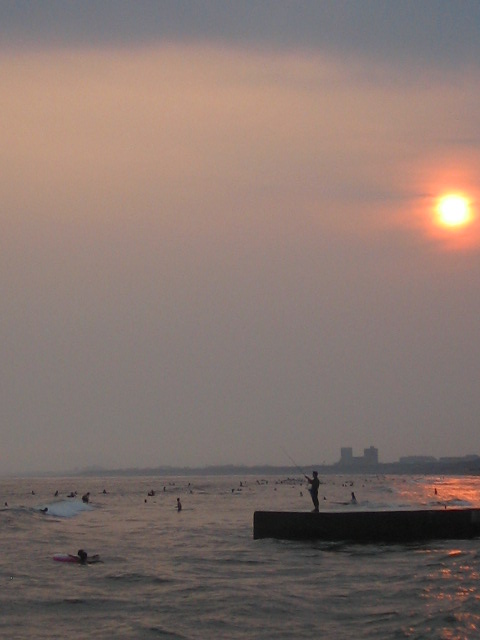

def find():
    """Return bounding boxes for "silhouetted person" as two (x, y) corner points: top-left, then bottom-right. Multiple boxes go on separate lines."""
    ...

(177, 498), (182, 512)
(76, 549), (102, 564)
(77, 549), (88, 564)
(351, 492), (357, 504)
(82, 492), (90, 503)
(305, 471), (320, 512)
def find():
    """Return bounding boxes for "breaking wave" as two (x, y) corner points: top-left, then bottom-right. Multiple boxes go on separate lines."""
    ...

(35, 499), (93, 518)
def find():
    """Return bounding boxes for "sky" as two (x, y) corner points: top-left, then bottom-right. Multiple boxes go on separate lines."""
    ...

(1, 1), (480, 475)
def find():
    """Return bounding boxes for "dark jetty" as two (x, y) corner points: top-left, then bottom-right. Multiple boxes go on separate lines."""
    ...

(253, 508), (480, 542)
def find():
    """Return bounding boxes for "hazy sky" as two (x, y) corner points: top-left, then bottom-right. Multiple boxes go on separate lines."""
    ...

(2, 2), (480, 474)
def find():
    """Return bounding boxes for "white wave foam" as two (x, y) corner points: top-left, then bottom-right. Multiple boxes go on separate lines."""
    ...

(37, 500), (93, 518)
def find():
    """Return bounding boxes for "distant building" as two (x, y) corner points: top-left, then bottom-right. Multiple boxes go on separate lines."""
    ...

(399, 455), (437, 464)
(398, 454), (480, 465)
(340, 447), (353, 465)
(337, 446), (378, 468)
(439, 454), (480, 464)
(363, 446), (378, 465)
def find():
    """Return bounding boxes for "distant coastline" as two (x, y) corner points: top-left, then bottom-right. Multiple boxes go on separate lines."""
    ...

(9, 457), (480, 479)
(79, 459), (480, 478)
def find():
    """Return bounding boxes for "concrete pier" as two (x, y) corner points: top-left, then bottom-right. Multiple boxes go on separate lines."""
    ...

(253, 508), (480, 542)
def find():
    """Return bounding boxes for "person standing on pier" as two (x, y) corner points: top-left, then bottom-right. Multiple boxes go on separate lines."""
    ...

(305, 471), (320, 512)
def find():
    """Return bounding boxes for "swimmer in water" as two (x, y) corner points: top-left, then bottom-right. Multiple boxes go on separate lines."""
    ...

(76, 549), (102, 564)
(77, 549), (88, 564)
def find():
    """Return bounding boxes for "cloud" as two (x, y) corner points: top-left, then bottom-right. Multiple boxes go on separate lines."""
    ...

(2, 40), (480, 472)
(4, 43), (478, 237)
(2, 1), (480, 69)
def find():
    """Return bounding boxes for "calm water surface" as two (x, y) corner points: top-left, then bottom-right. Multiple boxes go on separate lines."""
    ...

(1, 474), (480, 639)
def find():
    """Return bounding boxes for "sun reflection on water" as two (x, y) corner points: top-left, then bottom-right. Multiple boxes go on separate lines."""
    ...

(420, 545), (480, 640)
(394, 476), (480, 508)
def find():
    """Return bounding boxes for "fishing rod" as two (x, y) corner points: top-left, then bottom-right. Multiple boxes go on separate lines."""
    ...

(280, 446), (308, 477)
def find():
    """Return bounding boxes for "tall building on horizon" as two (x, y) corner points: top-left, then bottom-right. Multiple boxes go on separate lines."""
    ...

(338, 445), (378, 467)
(363, 446), (379, 465)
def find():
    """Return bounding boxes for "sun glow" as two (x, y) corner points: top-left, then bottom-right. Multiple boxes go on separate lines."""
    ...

(414, 154), (480, 250)
(436, 194), (472, 228)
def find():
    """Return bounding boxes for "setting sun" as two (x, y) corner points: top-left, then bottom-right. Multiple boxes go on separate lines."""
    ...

(436, 194), (472, 228)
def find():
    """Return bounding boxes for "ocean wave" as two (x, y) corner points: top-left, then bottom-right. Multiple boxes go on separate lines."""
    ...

(35, 499), (93, 518)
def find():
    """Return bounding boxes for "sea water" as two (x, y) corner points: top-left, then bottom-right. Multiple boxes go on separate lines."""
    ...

(1, 474), (479, 639)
